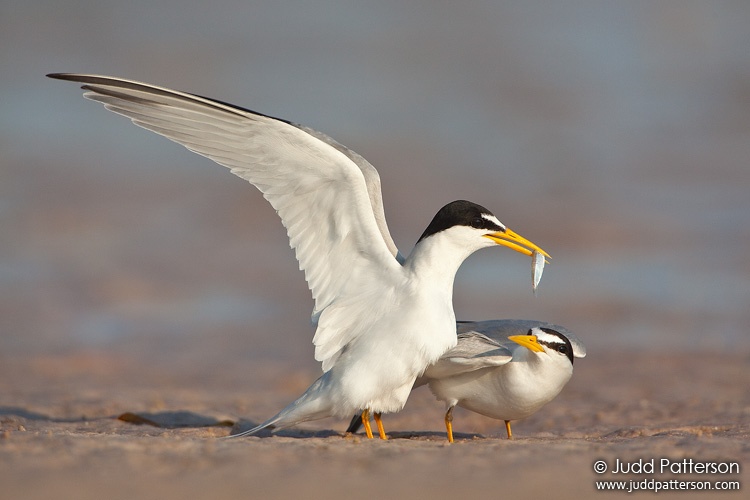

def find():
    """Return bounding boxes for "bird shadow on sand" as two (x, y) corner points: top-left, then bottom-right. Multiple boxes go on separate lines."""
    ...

(116, 410), (235, 428)
(0, 406), (234, 429)
(0, 406), (93, 423)
(227, 418), (479, 441)
(227, 419), (344, 438)
(0, 406), (479, 440)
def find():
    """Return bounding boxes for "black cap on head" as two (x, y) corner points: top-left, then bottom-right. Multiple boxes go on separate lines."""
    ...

(417, 200), (503, 243)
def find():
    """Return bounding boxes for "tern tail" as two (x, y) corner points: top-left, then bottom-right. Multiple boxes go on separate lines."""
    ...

(228, 375), (335, 437)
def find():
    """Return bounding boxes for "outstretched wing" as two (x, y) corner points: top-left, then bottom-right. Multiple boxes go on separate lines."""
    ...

(49, 73), (404, 368)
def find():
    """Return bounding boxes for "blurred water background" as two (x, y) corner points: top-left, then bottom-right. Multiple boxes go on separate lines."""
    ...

(2, 1), (749, 374)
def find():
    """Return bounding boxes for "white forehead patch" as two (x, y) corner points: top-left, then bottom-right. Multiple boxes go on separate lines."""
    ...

(481, 213), (505, 230)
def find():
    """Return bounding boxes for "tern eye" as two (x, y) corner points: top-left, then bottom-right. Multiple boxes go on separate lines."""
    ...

(556, 345), (568, 355)
(470, 217), (484, 229)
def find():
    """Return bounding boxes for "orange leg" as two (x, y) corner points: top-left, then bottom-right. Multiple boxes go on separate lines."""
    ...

(374, 412), (388, 440)
(445, 406), (455, 443)
(361, 409), (374, 439)
(505, 420), (513, 439)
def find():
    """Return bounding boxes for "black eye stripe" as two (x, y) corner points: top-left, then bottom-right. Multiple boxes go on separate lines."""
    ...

(537, 328), (575, 365)
(471, 216), (503, 231)
(539, 340), (564, 350)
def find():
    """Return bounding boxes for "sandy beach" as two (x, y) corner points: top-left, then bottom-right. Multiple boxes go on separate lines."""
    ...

(2, 345), (748, 499)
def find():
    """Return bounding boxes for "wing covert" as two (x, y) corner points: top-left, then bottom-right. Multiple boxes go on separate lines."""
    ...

(423, 331), (513, 379)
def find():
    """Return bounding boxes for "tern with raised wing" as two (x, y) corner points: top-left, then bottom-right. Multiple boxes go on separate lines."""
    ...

(49, 73), (549, 439)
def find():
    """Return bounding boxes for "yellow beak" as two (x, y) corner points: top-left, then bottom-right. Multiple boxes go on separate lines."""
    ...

(484, 229), (550, 259)
(508, 334), (545, 353)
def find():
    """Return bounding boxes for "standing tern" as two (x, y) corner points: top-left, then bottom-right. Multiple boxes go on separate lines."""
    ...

(433, 321), (585, 441)
(48, 74), (550, 439)
(347, 319), (585, 441)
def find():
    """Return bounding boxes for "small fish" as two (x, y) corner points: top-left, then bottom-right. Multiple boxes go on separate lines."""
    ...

(532, 250), (545, 294)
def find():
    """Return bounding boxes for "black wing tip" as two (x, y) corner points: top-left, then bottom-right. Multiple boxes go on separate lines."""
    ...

(345, 413), (363, 434)
(47, 73), (94, 87)
(45, 72), (295, 124)
(47, 72), (76, 80)
(47, 73), (113, 84)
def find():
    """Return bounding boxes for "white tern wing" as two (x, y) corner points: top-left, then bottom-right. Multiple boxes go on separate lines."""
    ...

(49, 73), (405, 369)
